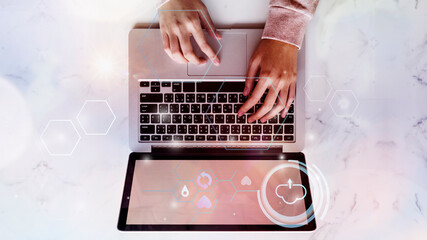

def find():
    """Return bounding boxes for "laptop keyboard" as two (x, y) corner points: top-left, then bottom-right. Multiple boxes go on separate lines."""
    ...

(138, 80), (295, 143)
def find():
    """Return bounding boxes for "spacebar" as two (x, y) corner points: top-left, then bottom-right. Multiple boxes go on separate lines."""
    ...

(197, 82), (245, 92)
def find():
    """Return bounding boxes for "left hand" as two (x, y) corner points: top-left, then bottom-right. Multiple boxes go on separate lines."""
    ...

(238, 39), (298, 123)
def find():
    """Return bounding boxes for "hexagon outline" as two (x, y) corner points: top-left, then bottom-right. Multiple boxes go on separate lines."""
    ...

(76, 100), (116, 136)
(138, 9), (223, 82)
(303, 75), (333, 102)
(193, 169), (218, 191)
(40, 120), (81, 156)
(191, 191), (218, 214)
(204, 77), (291, 151)
(329, 90), (360, 117)
(172, 180), (198, 202)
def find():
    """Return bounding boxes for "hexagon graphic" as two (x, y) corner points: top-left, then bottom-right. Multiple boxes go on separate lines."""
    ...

(193, 170), (217, 191)
(304, 75), (333, 101)
(205, 77), (291, 150)
(76, 100), (116, 135)
(329, 90), (359, 117)
(192, 191), (217, 214)
(40, 120), (81, 156)
(139, 10), (222, 81)
(173, 180), (198, 202)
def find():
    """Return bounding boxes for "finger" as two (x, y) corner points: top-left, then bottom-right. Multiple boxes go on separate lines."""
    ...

(198, 8), (221, 39)
(238, 77), (269, 117)
(176, 29), (206, 65)
(248, 85), (281, 123)
(260, 91), (288, 122)
(281, 82), (296, 117)
(244, 57), (260, 96)
(191, 24), (220, 65)
(169, 34), (188, 64)
(161, 31), (172, 59)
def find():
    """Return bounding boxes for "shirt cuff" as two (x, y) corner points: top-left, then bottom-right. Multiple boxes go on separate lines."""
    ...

(262, 6), (311, 49)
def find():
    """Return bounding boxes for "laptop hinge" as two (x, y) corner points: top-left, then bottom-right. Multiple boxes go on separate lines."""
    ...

(151, 145), (283, 154)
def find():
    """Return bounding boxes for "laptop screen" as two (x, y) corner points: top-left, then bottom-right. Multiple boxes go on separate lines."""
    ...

(124, 158), (313, 228)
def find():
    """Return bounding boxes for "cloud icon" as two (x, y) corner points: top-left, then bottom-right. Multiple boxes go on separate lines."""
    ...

(275, 179), (307, 205)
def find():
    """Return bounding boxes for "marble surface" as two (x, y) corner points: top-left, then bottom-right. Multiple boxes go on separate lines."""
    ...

(0, 0), (426, 239)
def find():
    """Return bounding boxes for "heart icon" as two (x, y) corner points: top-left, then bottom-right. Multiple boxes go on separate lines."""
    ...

(241, 176), (252, 186)
(197, 195), (212, 209)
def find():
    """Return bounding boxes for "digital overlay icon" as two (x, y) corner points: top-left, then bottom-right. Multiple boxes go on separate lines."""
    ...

(196, 171), (212, 189)
(275, 178), (307, 205)
(240, 176), (252, 186)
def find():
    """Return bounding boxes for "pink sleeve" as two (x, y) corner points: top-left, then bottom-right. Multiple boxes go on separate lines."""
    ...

(262, 0), (319, 49)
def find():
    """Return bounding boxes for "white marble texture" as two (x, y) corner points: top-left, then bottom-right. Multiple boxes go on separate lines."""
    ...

(0, 0), (426, 239)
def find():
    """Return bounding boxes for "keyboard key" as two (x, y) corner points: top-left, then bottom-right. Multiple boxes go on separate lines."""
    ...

(239, 94), (248, 103)
(140, 135), (150, 141)
(207, 135), (217, 141)
(202, 104), (211, 113)
(197, 94), (206, 103)
(284, 135), (294, 141)
(210, 125), (219, 134)
(229, 135), (239, 141)
(288, 104), (294, 113)
(199, 125), (208, 134)
(156, 125), (166, 134)
(205, 114), (214, 123)
(172, 82), (181, 92)
(262, 135), (272, 141)
(151, 114), (160, 123)
(151, 86), (160, 92)
(240, 135), (249, 141)
(197, 82), (244, 93)
(219, 135), (227, 141)
(170, 104), (179, 113)
(263, 125), (272, 134)
(164, 93), (174, 102)
(151, 82), (160, 92)
(228, 94), (238, 103)
(140, 114), (149, 123)
(161, 82), (171, 87)
(140, 81), (149, 87)
(284, 125), (294, 134)
(185, 135), (194, 141)
(253, 125), (261, 134)
(183, 114), (192, 123)
(151, 81), (160, 87)
(167, 125), (176, 134)
(268, 116), (278, 124)
(178, 125), (187, 134)
(183, 82), (195, 92)
(163, 135), (172, 141)
(236, 115), (246, 123)
(215, 115), (224, 123)
(175, 94), (184, 103)
(231, 125), (240, 134)
(140, 93), (162, 103)
(223, 104), (232, 113)
(274, 135), (283, 141)
(207, 94), (216, 103)
(247, 107), (255, 114)
(180, 104), (190, 113)
(191, 104), (200, 113)
(226, 115), (235, 123)
(188, 125), (198, 134)
(186, 94), (195, 103)
(172, 114), (182, 123)
(220, 125), (230, 134)
(162, 115), (171, 123)
(280, 114), (294, 123)
(234, 104), (243, 113)
(218, 94), (227, 103)
(140, 125), (155, 134)
(159, 104), (168, 113)
(242, 125), (251, 134)
(140, 104), (157, 113)
(194, 115), (203, 123)
(251, 135), (261, 141)
(212, 104), (222, 113)
(174, 135), (184, 141)
(274, 125), (283, 134)
(151, 135), (161, 141)
(196, 135), (206, 141)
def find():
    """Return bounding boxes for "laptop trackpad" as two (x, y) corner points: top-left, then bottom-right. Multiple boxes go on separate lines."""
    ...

(187, 32), (247, 76)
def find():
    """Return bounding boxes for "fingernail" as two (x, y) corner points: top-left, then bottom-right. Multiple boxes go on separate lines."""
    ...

(214, 58), (220, 65)
(216, 31), (222, 39)
(238, 112), (243, 117)
(260, 118), (265, 123)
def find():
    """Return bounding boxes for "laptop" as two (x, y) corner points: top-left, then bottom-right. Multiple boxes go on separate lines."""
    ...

(118, 28), (316, 231)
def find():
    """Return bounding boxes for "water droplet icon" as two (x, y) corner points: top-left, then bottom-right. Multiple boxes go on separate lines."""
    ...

(181, 185), (189, 197)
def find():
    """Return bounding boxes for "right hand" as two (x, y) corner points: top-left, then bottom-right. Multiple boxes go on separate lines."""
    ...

(159, 0), (221, 65)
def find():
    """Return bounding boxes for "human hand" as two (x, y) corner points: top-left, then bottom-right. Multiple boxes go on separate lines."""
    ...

(238, 39), (298, 123)
(158, 0), (221, 65)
